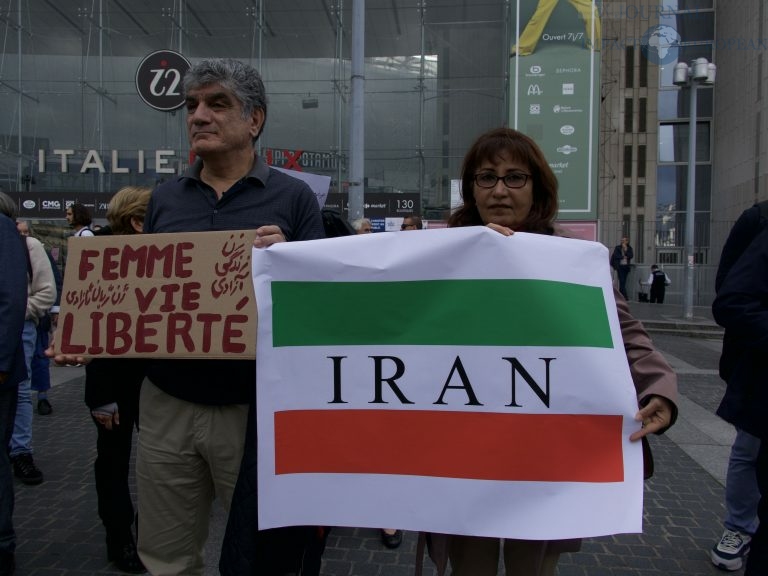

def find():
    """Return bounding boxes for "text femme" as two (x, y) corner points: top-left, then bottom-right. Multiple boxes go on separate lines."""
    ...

(78, 243), (194, 281)
(328, 355), (555, 407)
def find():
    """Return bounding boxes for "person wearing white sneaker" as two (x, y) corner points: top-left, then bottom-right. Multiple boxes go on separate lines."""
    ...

(713, 213), (768, 575)
(710, 203), (766, 573)
(712, 528), (753, 571)
(710, 428), (760, 572)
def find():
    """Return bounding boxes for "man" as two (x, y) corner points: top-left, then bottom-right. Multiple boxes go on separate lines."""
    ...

(138, 58), (324, 576)
(710, 202), (768, 571)
(0, 193), (55, 487)
(713, 221), (768, 575)
(16, 221), (62, 416)
(401, 214), (423, 230)
(65, 203), (94, 237)
(0, 212), (29, 576)
(611, 236), (633, 300)
(352, 217), (372, 234)
(646, 264), (670, 304)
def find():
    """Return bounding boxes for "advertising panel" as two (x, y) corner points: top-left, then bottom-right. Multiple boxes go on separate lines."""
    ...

(510, 0), (601, 220)
(7, 191), (110, 219)
(323, 192), (420, 221)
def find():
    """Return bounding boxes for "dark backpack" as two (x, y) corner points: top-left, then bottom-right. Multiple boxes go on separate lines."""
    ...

(321, 208), (355, 238)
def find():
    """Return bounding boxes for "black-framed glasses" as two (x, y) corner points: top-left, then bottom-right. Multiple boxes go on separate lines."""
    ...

(474, 172), (530, 189)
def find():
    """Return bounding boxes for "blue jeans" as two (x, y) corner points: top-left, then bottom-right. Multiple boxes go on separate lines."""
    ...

(9, 320), (36, 457)
(724, 428), (761, 535)
(617, 265), (631, 300)
(746, 440), (768, 574)
(30, 321), (51, 394)
(0, 384), (18, 557)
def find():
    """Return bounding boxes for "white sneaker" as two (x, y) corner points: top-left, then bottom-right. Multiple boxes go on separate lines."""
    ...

(711, 529), (751, 571)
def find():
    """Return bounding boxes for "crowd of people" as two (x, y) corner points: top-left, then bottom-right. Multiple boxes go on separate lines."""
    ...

(0, 55), (757, 576)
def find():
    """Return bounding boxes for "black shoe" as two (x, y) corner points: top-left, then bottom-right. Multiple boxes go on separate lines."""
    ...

(0, 551), (15, 576)
(381, 529), (403, 549)
(11, 454), (43, 485)
(107, 533), (145, 574)
(37, 398), (52, 416)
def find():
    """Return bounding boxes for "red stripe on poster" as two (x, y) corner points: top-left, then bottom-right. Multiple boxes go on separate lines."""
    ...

(274, 410), (624, 482)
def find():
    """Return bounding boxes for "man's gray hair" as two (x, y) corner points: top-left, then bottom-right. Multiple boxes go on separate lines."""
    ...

(351, 218), (372, 231)
(0, 191), (18, 220)
(184, 58), (267, 140)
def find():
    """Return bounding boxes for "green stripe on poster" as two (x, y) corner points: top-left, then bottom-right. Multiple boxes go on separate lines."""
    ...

(271, 279), (612, 348)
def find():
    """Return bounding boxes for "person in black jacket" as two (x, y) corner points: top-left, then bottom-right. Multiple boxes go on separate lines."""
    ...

(646, 265), (670, 304)
(713, 217), (768, 575)
(710, 201), (768, 572)
(610, 237), (633, 300)
(0, 213), (29, 576)
(85, 186), (151, 574)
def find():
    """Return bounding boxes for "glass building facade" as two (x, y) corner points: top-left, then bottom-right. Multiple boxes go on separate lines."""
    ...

(1, 0), (730, 304)
(0, 1), (516, 218)
(655, 1), (715, 267)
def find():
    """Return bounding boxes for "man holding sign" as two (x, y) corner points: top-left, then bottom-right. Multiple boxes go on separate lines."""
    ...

(136, 58), (324, 575)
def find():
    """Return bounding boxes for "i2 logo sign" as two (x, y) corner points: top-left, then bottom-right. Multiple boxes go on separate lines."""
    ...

(135, 50), (191, 111)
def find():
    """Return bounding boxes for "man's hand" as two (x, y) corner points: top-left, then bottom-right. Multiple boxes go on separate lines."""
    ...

(630, 395), (675, 441)
(253, 225), (286, 248)
(92, 403), (119, 431)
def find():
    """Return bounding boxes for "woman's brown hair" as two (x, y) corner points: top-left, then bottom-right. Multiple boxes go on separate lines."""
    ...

(106, 186), (152, 235)
(448, 127), (559, 234)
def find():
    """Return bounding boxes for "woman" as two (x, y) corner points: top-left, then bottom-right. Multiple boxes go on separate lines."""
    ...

(428, 128), (678, 576)
(84, 186), (151, 574)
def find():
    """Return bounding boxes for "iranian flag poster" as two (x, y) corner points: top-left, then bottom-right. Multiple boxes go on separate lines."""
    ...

(252, 226), (643, 540)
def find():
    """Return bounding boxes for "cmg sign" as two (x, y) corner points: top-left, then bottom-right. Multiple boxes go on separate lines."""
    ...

(135, 50), (191, 111)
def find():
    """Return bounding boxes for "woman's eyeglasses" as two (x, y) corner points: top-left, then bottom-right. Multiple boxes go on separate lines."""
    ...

(474, 172), (530, 189)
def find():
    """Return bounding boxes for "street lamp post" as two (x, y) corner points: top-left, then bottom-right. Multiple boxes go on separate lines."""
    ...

(673, 57), (716, 320)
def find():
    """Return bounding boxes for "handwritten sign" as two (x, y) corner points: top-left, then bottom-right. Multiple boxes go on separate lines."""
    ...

(58, 230), (257, 358)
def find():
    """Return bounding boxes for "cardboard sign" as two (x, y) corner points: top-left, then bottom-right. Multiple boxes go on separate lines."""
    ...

(58, 230), (257, 358)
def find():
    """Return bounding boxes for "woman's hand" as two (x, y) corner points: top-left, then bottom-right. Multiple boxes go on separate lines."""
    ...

(630, 395), (674, 441)
(486, 223), (515, 236)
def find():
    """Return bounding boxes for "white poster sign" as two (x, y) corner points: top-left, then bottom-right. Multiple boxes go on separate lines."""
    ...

(252, 227), (643, 540)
